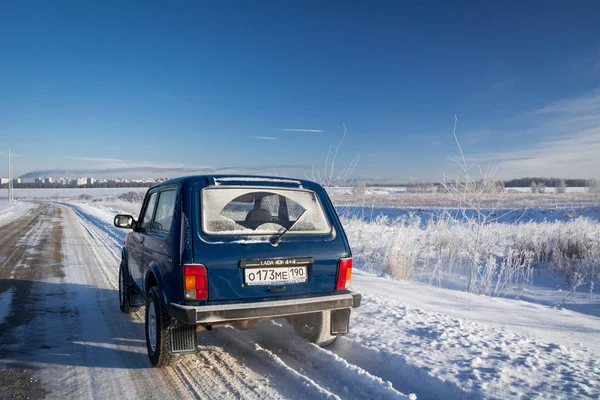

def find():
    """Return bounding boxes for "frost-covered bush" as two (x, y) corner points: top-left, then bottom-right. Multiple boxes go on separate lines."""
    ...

(118, 191), (145, 203)
(385, 216), (422, 280)
(342, 215), (600, 296)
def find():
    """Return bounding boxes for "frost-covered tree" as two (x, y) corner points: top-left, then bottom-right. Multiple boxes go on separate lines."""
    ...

(537, 183), (546, 194)
(494, 180), (505, 193)
(556, 179), (567, 194)
(530, 181), (538, 194)
(353, 182), (367, 195)
(587, 179), (600, 194)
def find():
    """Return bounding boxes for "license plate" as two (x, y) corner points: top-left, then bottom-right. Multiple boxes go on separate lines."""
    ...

(244, 266), (308, 286)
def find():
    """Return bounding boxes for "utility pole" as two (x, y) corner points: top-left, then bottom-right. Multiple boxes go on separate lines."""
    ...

(7, 149), (13, 203)
(8, 149), (11, 203)
(10, 162), (14, 203)
(7, 149), (10, 203)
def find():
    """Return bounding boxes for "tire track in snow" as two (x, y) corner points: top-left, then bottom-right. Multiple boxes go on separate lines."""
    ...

(205, 323), (407, 399)
(200, 330), (341, 399)
(329, 336), (471, 400)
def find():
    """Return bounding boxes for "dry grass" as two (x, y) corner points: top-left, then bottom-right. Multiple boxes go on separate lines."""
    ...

(344, 215), (600, 296)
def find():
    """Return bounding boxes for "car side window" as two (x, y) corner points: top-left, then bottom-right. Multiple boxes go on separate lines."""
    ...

(140, 192), (158, 231)
(151, 190), (176, 234)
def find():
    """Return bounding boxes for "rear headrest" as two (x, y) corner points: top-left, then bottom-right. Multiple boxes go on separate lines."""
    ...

(245, 209), (272, 223)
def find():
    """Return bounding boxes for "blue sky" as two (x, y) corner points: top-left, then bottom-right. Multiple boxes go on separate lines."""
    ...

(1, 1), (600, 182)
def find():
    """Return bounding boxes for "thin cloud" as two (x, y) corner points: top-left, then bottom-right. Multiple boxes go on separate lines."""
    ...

(19, 163), (319, 180)
(469, 88), (600, 179)
(484, 128), (600, 179)
(281, 128), (323, 133)
(530, 89), (600, 115)
(253, 136), (276, 140)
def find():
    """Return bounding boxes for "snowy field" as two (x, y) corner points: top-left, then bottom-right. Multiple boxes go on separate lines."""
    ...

(2, 188), (600, 399)
(326, 186), (591, 195)
(4, 187), (148, 200)
(329, 187), (600, 208)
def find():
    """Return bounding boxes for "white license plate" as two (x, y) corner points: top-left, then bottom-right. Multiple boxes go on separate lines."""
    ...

(244, 266), (308, 286)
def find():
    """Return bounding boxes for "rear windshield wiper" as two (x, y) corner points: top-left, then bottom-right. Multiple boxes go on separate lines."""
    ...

(270, 210), (307, 246)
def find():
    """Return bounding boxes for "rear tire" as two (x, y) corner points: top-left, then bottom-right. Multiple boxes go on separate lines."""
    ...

(145, 286), (174, 367)
(293, 311), (337, 347)
(119, 261), (134, 313)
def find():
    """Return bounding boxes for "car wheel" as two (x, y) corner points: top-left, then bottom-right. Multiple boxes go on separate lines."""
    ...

(119, 261), (134, 313)
(145, 286), (174, 367)
(293, 310), (337, 347)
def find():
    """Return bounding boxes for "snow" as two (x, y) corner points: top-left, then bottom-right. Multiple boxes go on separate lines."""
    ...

(28, 202), (412, 399)
(214, 177), (303, 186)
(8, 187), (148, 199)
(42, 199), (600, 399)
(0, 201), (37, 227)
(352, 274), (600, 352)
(346, 276), (600, 399)
(3, 192), (600, 399)
(506, 187), (589, 194)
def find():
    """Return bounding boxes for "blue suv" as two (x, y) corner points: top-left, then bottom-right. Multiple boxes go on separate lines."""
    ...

(114, 175), (361, 367)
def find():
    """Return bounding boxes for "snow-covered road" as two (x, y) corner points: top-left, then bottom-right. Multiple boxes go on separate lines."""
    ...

(1, 202), (599, 399)
(0, 203), (407, 399)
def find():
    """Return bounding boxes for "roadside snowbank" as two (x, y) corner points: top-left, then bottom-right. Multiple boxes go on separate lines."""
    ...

(0, 201), (37, 228)
(342, 283), (600, 399)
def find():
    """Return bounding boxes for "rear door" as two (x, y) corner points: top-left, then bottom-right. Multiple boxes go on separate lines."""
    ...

(194, 185), (348, 303)
(129, 190), (158, 290)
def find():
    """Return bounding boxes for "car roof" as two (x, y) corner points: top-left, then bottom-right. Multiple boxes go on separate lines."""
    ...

(150, 174), (320, 190)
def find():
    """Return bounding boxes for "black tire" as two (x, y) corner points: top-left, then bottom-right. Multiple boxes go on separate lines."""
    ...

(119, 261), (134, 313)
(145, 286), (174, 367)
(293, 311), (337, 347)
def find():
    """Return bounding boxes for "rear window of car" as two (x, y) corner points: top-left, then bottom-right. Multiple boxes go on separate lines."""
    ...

(201, 187), (332, 236)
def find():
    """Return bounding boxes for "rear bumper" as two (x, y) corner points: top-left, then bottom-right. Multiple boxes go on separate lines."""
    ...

(166, 292), (362, 325)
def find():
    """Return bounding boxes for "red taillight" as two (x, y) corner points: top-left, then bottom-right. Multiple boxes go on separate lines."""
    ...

(336, 258), (352, 290)
(183, 264), (207, 300)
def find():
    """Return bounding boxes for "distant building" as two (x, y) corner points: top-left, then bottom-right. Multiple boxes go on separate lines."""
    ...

(76, 177), (88, 186)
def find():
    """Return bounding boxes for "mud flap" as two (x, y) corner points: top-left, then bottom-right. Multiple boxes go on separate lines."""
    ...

(169, 322), (197, 354)
(129, 292), (145, 307)
(330, 309), (351, 335)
